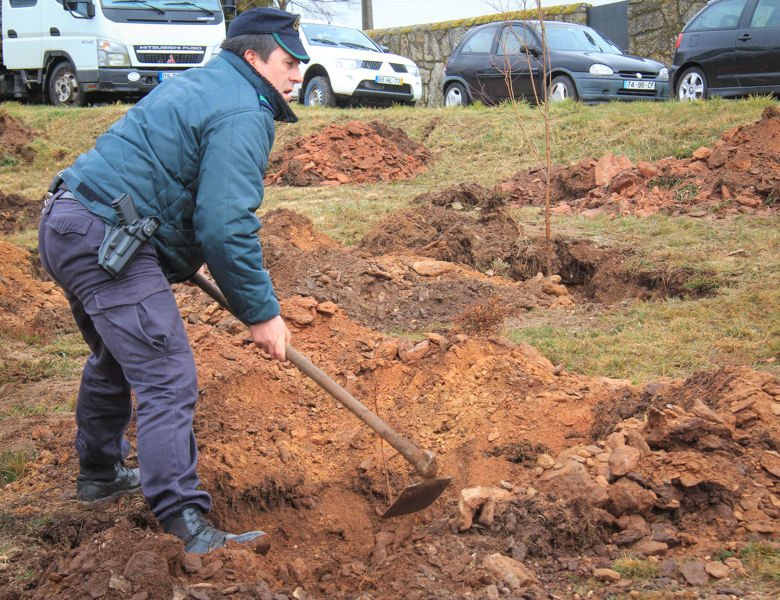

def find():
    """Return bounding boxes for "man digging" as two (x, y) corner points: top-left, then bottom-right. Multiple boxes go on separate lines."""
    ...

(37, 8), (308, 554)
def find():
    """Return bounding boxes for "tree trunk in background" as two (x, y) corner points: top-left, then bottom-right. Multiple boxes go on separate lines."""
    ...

(362, 0), (373, 30)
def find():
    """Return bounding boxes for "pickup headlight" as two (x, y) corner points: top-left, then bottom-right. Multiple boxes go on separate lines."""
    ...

(658, 67), (669, 81)
(407, 64), (420, 77)
(334, 58), (359, 70)
(589, 64), (614, 76)
(98, 39), (131, 68)
(211, 47), (221, 60)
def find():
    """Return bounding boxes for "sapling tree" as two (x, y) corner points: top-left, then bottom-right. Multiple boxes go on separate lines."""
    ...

(489, 0), (554, 276)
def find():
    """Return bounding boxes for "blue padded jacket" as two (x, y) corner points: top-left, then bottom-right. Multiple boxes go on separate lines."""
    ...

(61, 50), (296, 325)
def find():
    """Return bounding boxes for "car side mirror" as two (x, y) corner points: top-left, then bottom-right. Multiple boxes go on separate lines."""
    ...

(380, 45), (390, 53)
(64, 0), (95, 18)
(523, 45), (542, 57)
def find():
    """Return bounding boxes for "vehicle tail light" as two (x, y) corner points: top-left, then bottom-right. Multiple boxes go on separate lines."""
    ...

(675, 33), (683, 49)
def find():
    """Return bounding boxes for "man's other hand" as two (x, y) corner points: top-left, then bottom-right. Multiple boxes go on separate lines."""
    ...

(249, 316), (290, 361)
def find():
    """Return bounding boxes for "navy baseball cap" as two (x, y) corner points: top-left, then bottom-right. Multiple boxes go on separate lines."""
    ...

(227, 8), (310, 63)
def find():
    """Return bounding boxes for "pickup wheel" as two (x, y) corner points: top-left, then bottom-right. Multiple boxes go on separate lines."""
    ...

(305, 76), (336, 108)
(49, 62), (86, 107)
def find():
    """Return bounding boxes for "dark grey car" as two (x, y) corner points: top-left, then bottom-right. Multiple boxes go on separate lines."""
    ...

(442, 20), (670, 106)
(671, 0), (780, 100)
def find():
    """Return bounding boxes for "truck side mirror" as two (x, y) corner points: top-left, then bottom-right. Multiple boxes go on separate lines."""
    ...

(222, 0), (237, 19)
(64, 0), (96, 18)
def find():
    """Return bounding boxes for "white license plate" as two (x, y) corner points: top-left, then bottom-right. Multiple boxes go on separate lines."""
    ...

(159, 72), (177, 82)
(623, 80), (655, 90)
(376, 75), (402, 85)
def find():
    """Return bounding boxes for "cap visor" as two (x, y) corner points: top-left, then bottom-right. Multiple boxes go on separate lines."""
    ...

(273, 33), (310, 63)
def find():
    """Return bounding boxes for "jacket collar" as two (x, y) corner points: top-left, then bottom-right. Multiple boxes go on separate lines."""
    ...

(219, 49), (298, 124)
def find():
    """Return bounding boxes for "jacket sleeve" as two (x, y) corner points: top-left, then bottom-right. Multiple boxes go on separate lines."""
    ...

(193, 107), (279, 325)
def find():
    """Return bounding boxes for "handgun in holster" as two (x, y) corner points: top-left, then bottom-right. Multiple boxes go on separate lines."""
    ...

(98, 193), (159, 278)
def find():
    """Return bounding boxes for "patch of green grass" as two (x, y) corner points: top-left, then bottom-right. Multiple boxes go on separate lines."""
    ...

(714, 547), (737, 562)
(0, 331), (89, 385)
(612, 553), (660, 579)
(740, 541), (780, 580)
(1, 152), (20, 167)
(648, 175), (685, 189)
(0, 450), (32, 484)
(674, 183), (700, 202)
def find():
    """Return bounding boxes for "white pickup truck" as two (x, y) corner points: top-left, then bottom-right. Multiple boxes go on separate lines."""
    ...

(0, 0), (229, 106)
(293, 19), (422, 108)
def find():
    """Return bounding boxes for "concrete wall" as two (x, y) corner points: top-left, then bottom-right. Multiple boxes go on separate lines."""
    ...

(628, 0), (707, 65)
(367, 0), (705, 107)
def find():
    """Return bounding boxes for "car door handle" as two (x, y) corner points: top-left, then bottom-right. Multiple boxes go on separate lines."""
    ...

(737, 34), (751, 41)
(50, 28), (61, 36)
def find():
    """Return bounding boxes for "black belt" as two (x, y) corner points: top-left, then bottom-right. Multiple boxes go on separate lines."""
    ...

(42, 183), (76, 215)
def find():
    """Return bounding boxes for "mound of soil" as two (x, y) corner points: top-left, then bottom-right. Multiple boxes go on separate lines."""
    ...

(3, 278), (780, 599)
(264, 120), (431, 187)
(499, 104), (780, 218)
(0, 109), (37, 163)
(0, 190), (44, 233)
(0, 241), (71, 332)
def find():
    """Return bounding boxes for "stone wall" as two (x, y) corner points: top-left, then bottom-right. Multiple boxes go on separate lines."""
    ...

(628, 0), (707, 65)
(367, 1), (704, 107)
(366, 4), (589, 108)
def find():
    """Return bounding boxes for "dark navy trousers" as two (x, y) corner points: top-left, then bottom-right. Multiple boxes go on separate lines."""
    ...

(38, 195), (211, 522)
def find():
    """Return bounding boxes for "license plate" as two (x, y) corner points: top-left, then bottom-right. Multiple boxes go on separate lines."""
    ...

(376, 75), (402, 85)
(623, 80), (655, 90)
(159, 72), (177, 82)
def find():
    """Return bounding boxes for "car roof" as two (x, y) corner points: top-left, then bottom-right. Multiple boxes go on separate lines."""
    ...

(474, 19), (591, 29)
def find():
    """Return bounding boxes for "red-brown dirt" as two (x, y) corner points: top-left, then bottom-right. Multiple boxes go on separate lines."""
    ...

(0, 108), (37, 164)
(498, 104), (780, 219)
(2, 211), (780, 599)
(0, 109), (40, 232)
(3, 110), (780, 600)
(264, 120), (431, 187)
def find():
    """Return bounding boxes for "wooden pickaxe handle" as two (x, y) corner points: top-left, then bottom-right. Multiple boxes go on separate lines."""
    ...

(189, 272), (439, 480)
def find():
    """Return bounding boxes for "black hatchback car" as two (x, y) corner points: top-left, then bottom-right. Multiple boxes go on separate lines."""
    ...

(671, 0), (780, 100)
(442, 20), (670, 106)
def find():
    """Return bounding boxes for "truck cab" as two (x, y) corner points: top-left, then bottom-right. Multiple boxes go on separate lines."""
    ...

(1, 0), (229, 106)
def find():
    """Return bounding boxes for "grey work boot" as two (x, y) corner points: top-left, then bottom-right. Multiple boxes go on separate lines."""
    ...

(76, 461), (142, 504)
(162, 507), (270, 555)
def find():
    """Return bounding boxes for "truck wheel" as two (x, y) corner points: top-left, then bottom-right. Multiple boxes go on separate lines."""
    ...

(305, 76), (336, 108)
(49, 62), (86, 107)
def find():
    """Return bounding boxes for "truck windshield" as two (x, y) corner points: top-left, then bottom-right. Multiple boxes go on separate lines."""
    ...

(101, 0), (220, 10)
(301, 23), (381, 52)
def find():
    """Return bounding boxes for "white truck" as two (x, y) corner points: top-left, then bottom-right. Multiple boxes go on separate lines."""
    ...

(0, 0), (230, 106)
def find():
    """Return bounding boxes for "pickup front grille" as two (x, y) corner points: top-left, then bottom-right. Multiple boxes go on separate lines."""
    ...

(390, 63), (408, 73)
(362, 60), (382, 70)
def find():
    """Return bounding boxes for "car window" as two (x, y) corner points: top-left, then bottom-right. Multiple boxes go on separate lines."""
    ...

(750, 0), (780, 27)
(544, 25), (622, 54)
(687, 0), (749, 30)
(461, 28), (497, 54)
(300, 22), (380, 52)
(496, 24), (538, 55)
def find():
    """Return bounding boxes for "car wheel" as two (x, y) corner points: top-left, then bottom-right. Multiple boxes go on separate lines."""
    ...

(444, 82), (469, 107)
(677, 67), (708, 101)
(49, 62), (85, 107)
(305, 76), (336, 108)
(548, 75), (578, 102)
